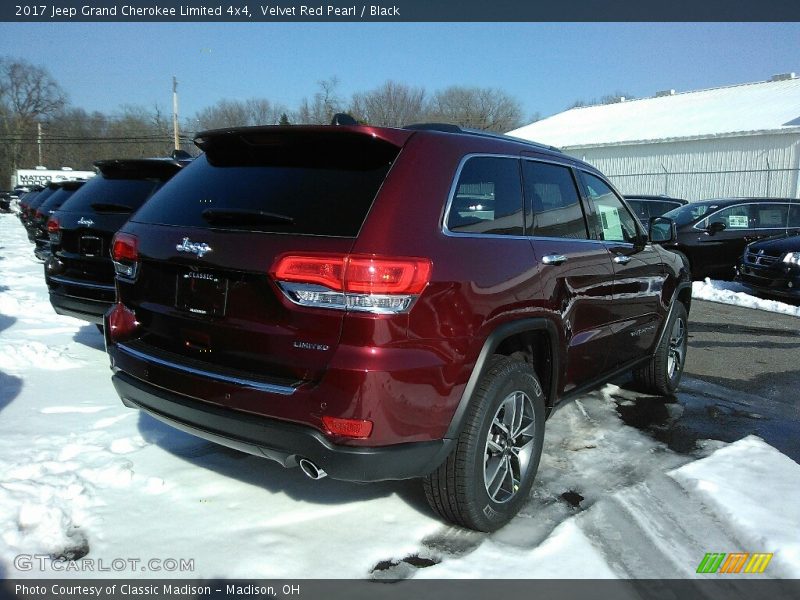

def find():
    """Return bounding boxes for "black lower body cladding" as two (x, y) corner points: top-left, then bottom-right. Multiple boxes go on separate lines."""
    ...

(111, 371), (454, 482)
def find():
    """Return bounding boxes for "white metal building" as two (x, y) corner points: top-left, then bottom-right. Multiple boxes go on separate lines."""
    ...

(508, 75), (800, 201)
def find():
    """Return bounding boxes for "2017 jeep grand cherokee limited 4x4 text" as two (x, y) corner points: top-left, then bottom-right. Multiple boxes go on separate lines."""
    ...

(104, 123), (691, 531)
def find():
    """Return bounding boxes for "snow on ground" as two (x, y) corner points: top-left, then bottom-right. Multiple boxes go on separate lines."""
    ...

(692, 278), (800, 317)
(0, 211), (798, 579)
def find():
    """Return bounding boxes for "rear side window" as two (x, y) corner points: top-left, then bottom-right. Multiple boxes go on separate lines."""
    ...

(133, 136), (399, 237)
(59, 175), (163, 213)
(789, 205), (800, 227)
(446, 157), (524, 236)
(754, 204), (789, 228)
(524, 161), (588, 239)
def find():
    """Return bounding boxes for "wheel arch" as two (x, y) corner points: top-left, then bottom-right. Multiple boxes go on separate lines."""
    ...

(654, 281), (692, 353)
(444, 318), (560, 440)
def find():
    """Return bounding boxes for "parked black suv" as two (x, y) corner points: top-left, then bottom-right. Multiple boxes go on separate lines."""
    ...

(660, 198), (800, 280)
(31, 180), (86, 260)
(46, 158), (188, 325)
(20, 185), (57, 236)
(624, 195), (687, 226)
(0, 191), (12, 212)
(738, 233), (800, 299)
(104, 123), (691, 531)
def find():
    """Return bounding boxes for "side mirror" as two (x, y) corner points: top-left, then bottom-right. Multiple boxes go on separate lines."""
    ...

(706, 220), (726, 235)
(649, 216), (676, 243)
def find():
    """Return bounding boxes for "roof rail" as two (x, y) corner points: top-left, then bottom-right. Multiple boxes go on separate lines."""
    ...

(404, 122), (562, 153)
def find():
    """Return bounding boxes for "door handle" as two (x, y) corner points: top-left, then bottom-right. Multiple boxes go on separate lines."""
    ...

(613, 255), (632, 265)
(541, 254), (568, 266)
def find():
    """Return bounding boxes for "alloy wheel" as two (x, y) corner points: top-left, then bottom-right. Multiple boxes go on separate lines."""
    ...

(483, 390), (536, 503)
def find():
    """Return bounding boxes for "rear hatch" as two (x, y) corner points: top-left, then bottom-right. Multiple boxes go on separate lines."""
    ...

(120, 126), (410, 384)
(54, 160), (184, 285)
(34, 181), (85, 239)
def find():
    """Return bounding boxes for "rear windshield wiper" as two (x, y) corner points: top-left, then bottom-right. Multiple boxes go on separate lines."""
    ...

(90, 202), (134, 213)
(201, 208), (295, 226)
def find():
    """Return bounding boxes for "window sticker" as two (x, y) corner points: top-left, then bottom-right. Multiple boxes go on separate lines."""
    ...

(728, 215), (749, 228)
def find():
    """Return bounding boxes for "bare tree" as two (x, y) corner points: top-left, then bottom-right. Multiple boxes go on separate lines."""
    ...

(296, 77), (343, 124)
(426, 86), (524, 133)
(196, 98), (288, 130)
(196, 99), (250, 129)
(0, 57), (68, 184)
(349, 81), (426, 127)
(246, 98), (287, 126)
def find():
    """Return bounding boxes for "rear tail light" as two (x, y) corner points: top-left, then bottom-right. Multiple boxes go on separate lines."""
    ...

(271, 253), (431, 314)
(47, 217), (61, 244)
(111, 232), (139, 279)
(107, 302), (140, 342)
(321, 416), (373, 439)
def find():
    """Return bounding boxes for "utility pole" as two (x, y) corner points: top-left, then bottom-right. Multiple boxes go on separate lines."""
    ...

(37, 122), (43, 166)
(172, 76), (180, 151)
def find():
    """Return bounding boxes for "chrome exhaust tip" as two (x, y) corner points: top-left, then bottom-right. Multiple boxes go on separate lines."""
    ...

(298, 458), (327, 480)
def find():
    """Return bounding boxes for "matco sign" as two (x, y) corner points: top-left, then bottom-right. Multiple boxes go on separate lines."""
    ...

(16, 168), (95, 187)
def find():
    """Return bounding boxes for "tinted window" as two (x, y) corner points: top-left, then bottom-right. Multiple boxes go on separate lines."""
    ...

(523, 161), (588, 239)
(626, 199), (650, 222)
(38, 187), (82, 213)
(754, 204), (789, 228)
(789, 205), (800, 228)
(649, 200), (682, 217)
(58, 174), (163, 214)
(663, 203), (714, 227)
(581, 173), (639, 243)
(447, 157), (524, 236)
(134, 147), (396, 237)
(698, 205), (752, 230)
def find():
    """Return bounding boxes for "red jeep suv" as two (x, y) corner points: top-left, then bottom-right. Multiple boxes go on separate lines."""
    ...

(105, 123), (691, 531)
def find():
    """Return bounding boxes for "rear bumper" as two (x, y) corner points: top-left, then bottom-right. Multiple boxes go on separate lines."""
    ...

(50, 292), (111, 324)
(111, 370), (453, 482)
(47, 274), (116, 324)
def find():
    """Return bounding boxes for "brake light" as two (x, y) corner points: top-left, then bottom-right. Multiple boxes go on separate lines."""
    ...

(322, 416), (373, 439)
(271, 254), (431, 314)
(111, 232), (139, 279)
(47, 217), (61, 244)
(274, 255), (346, 290)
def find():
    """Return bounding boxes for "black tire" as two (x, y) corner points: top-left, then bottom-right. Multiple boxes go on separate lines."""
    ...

(423, 355), (546, 532)
(633, 302), (688, 395)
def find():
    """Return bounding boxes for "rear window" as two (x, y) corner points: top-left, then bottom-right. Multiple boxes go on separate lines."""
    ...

(133, 136), (400, 237)
(58, 175), (164, 214)
(39, 187), (82, 212)
(648, 200), (682, 216)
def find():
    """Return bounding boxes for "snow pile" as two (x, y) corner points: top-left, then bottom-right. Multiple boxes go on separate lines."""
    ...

(420, 435), (800, 579)
(692, 278), (800, 317)
(670, 436), (800, 576)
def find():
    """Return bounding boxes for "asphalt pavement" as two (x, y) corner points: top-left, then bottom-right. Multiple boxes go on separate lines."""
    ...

(615, 299), (800, 461)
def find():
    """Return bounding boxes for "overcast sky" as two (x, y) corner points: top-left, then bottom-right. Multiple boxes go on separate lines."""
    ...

(1, 22), (798, 123)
